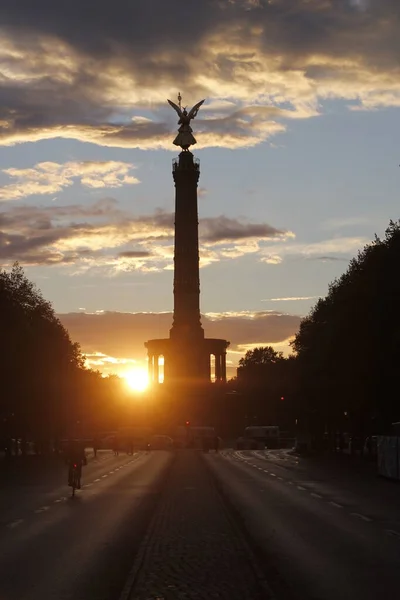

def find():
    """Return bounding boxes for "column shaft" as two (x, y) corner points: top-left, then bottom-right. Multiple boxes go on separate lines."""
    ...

(154, 355), (160, 384)
(221, 352), (227, 383)
(206, 353), (211, 382)
(215, 353), (222, 381)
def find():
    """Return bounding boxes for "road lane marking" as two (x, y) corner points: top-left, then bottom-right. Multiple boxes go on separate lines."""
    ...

(351, 513), (372, 522)
(94, 478), (101, 482)
(263, 470), (269, 473)
(102, 474), (108, 478)
(329, 501), (343, 508)
(311, 493), (322, 499)
(287, 481), (293, 485)
(277, 476), (283, 480)
(7, 519), (23, 529)
(386, 529), (400, 538)
(35, 506), (50, 513)
(297, 486), (306, 491)
(254, 451), (268, 460)
(270, 473), (276, 477)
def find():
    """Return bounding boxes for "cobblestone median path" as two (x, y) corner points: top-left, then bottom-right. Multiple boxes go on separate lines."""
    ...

(125, 450), (271, 599)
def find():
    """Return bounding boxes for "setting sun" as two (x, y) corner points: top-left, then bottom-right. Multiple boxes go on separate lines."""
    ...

(124, 368), (149, 392)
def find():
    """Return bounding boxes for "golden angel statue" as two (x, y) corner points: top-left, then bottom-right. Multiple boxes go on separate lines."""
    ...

(167, 96), (205, 150)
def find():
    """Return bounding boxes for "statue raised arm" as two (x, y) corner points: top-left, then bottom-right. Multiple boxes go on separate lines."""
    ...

(167, 96), (205, 150)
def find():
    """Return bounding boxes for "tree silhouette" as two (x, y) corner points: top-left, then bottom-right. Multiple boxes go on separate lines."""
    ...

(236, 346), (297, 429)
(0, 264), (150, 458)
(292, 220), (400, 440)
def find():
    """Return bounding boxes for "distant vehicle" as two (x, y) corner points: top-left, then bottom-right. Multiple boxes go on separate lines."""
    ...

(242, 426), (280, 449)
(173, 425), (217, 449)
(236, 436), (258, 450)
(391, 422), (400, 435)
(149, 435), (173, 450)
(116, 427), (153, 451)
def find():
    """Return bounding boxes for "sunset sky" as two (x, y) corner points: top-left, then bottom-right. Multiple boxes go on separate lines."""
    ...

(0, 0), (399, 379)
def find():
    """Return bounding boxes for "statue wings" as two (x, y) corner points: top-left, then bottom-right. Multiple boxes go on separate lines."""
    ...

(187, 99), (205, 119)
(167, 98), (205, 119)
(167, 99), (183, 118)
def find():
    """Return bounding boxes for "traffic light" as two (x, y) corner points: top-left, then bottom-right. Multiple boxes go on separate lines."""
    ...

(280, 396), (285, 401)
(185, 420), (190, 427)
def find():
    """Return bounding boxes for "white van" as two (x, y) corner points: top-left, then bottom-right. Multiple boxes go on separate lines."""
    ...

(243, 426), (280, 449)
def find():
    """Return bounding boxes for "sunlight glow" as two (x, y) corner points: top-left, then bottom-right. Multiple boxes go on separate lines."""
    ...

(123, 368), (149, 392)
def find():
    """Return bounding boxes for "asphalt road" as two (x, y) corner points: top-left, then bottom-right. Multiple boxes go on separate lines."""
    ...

(0, 450), (173, 600)
(207, 449), (400, 600)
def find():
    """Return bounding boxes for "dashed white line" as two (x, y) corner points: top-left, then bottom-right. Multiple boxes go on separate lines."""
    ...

(35, 506), (50, 513)
(7, 519), (23, 529)
(311, 493), (322, 499)
(263, 470), (269, 473)
(101, 474), (108, 478)
(329, 501), (343, 508)
(297, 486), (306, 491)
(351, 512), (372, 522)
(94, 478), (101, 482)
(277, 476), (283, 481)
(386, 529), (400, 538)
(270, 473), (276, 477)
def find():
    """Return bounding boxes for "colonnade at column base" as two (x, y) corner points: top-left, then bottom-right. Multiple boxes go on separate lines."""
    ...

(145, 337), (230, 386)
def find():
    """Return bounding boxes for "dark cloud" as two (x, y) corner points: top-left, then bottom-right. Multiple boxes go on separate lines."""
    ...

(1, 1), (399, 68)
(118, 250), (152, 258)
(0, 198), (118, 225)
(0, 201), (287, 268)
(58, 310), (301, 364)
(0, 1), (399, 147)
(311, 256), (350, 262)
(201, 216), (284, 243)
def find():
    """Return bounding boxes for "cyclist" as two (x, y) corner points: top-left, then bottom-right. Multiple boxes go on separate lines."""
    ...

(66, 440), (87, 489)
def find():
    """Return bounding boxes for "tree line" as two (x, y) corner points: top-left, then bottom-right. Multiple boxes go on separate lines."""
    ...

(0, 264), (136, 456)
(234, 221), (400, 445)
(3, 219), (400, 453)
